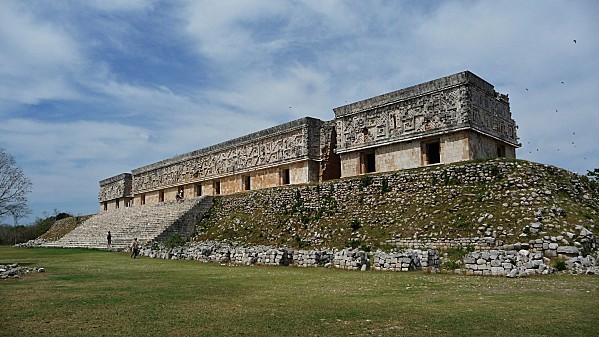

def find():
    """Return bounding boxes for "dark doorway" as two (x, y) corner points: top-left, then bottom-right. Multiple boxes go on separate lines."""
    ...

(497, 145), (506, 158)
(426, 142), (440, 164)
(281, 169), (290, 185)
(321, 127), (341, 180)
(243, 176), (251, 191)
(362, 152), (376, 173)
(214, 181), (221, 195)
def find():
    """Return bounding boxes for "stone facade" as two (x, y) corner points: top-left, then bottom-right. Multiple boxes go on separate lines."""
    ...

(333, 71), (518, 177)
(99, 71), (519, 210)
(99, 173), (132, 211)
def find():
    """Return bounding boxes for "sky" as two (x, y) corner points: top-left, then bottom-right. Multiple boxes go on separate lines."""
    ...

(0, 0), (598, 225)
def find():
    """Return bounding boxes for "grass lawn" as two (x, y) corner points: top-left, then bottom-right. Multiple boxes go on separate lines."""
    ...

(1, 246), (598, 337)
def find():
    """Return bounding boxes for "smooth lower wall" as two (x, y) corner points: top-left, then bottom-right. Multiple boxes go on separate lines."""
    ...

(340, 131), (474, 178)
(131, 160), (319, 206)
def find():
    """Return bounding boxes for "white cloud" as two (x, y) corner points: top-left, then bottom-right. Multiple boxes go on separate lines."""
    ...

(1, 0), (598, 223)
(0, 1), (83, 106)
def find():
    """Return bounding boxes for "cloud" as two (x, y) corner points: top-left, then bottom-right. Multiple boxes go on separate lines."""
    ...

(1, 0), (598, 224)
(0, 1), (83, 106)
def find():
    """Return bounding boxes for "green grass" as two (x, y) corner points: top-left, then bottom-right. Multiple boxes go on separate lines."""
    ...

(1, 246), (598, 337)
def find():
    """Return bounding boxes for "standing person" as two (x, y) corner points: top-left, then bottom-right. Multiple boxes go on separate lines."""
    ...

(130, 238), (139, 258)
(107, 231), (112, 247)
(176, 189), (184, 202)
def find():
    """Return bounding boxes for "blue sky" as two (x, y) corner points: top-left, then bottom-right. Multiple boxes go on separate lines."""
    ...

(1, 0), (598, 224)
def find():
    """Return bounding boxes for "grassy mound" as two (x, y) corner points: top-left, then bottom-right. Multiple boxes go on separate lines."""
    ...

(196, 159), (598, 250)
(39, 215), (93, 241)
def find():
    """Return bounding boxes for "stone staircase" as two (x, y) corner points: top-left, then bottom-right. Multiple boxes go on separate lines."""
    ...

(43, 196), (213, 250)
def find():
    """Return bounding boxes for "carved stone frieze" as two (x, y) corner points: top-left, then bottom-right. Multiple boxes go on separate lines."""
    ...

(468, 87), (518, 143)
(132, 118), (324, 193)
(335, 86), (469, 153)
(333, 71), (518, 154)
(99, 173), (132, 202)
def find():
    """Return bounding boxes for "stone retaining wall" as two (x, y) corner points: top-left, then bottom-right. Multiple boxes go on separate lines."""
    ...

(458, 250), (552, 277)
(139, 241), (436, 272)
(373, 250), (440, 272)
(386, 223), (596, 259)
(137, 240), (599, 277)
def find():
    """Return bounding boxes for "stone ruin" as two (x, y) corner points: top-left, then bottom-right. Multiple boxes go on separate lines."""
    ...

(99, 71), (519, 212)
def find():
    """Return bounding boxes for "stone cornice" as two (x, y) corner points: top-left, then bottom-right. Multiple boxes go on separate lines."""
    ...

(99, 173), (131, 186)
(132, 117), (325, 175)
(333, 71), (495, 118)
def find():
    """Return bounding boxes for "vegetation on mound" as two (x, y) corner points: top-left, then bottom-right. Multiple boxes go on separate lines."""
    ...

(38, 214), (92, 241)
(195, 159), (598, 251)
(0, 213), (78, 245)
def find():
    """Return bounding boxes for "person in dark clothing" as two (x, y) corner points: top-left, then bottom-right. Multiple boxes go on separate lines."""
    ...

(107, 231), (112, 247)
(130, 238), (139, 258)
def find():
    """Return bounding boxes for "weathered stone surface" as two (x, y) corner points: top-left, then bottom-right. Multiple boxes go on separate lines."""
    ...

(557, 246), (579, 255)
(0, 264), (45, 279)
(99, 71), (520, 210)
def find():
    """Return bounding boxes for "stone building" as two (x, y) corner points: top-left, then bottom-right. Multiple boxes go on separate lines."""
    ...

(99, 71), (519, 211)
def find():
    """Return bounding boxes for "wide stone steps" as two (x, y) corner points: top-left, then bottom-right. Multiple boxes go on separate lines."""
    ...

(44, 196), (213, 250)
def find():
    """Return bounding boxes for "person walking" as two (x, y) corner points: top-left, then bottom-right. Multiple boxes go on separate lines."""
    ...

(130, 238), (139, 258)
(107, 231), (112, 247)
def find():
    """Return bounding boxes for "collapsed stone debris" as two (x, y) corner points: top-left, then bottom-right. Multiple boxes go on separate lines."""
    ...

(0, 263), (45, 279)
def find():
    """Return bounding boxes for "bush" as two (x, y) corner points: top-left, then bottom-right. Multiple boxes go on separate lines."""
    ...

(381, 178), (391, 193)
(348, 239), (361, 249)
(164, 232), (186, 248)
(350, 219), (362, 231)
(554, 260), (568, 271)
(442, 260), (460, 271)
(360, 175), (372, 188)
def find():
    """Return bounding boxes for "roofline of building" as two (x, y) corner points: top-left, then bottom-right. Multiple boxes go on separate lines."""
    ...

(132, 116), (326, 175)
(333, 71), (497, 118)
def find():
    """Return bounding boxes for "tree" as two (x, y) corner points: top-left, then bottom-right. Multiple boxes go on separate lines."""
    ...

(587, 168), (599, 181)
(0, 147), (32, 221)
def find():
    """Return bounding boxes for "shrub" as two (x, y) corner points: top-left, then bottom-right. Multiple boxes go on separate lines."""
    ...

(381, 178), (391, 193)
(554, 260), (567, 271)
(360, 175), (372, 188)
(165, 232), (186, 248)
(348, 239), (361, 249)
(442, 260), (460, 271)
(350, 219), (362, 231)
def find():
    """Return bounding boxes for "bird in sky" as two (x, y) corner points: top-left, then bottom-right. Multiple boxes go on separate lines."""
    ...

(574, 39), (577, 43)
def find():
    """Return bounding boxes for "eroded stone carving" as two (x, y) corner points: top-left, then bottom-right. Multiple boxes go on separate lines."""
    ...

(333, 72), (518, 154)
(132, 118), (323, 193)
(99, 173), (132, 202)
